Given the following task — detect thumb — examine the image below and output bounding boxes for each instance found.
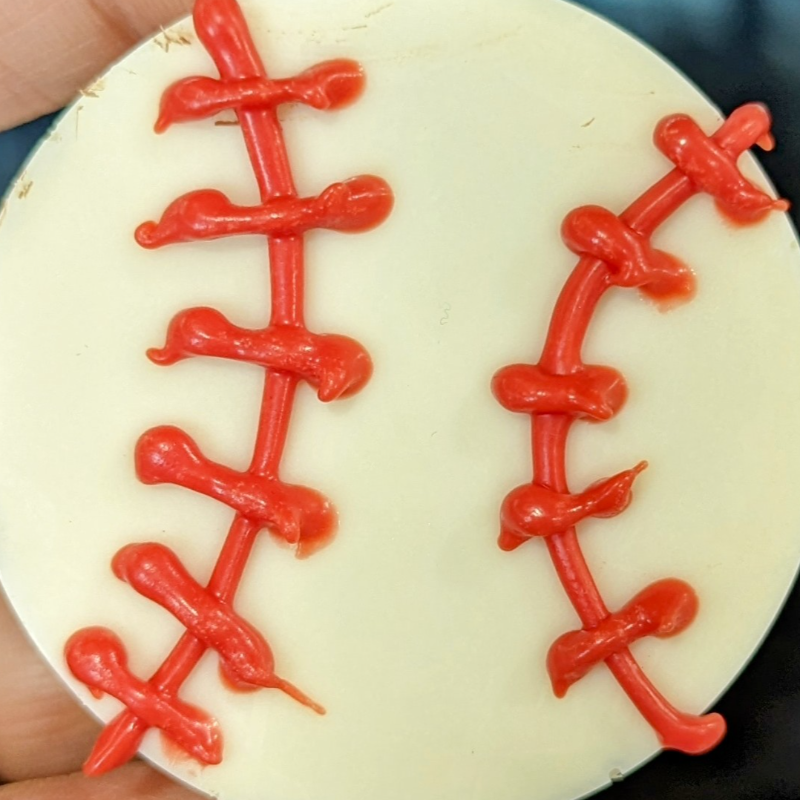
[0,0,193,131]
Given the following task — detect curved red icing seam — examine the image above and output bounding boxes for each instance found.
[498,103,786,754]
[67,0,392,774]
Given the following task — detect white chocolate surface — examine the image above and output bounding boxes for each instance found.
[1,1,800,799]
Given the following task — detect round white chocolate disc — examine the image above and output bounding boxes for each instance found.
[1,1,800,799]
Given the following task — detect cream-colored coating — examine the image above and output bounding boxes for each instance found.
[0,1,799,799]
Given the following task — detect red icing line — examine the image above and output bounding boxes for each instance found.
[493,103,787,755]
[66,0,392,774]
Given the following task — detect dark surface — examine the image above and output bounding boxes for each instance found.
[0,114,56,196]
[1,2,800,799]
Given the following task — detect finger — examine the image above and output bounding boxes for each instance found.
[0,590,99,782]
[0,0,193,130]
[0,762,200,799]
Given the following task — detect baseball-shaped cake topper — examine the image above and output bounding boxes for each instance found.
[0,1,799,800]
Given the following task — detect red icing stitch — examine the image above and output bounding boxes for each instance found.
[498,462,646,551]
[492,363,628,422]
[655,110,790,223]
[561,205,695,306]
[112,544,325,713]
[135,176,393,247]
[135,426,336,553]
[65,628,223,765]
[148,308,372,402]
[547,579,698,698]
[494,102,787,755]
[156,59,366,132]
[66,0,392,775]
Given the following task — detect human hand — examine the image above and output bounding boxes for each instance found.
[0,593,200,798]
[0,0,192,130]
[0,2,201,796]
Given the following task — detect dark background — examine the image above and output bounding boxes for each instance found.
[1,2,800,799]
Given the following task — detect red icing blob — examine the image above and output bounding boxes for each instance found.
[495,102,788,755]
[65,0,392,774]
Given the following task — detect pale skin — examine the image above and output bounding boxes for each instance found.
[0,1,206,796]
